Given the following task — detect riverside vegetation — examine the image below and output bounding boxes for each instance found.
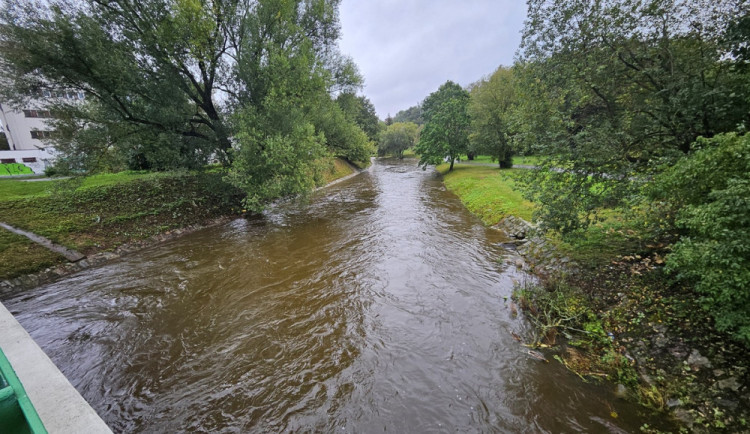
[393,2,750,430]
[0,0,374,281]
[0,158,357,282]
[1,0,748,430]
[435,159,750,432]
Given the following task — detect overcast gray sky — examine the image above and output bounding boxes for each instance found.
[338,1,527,119]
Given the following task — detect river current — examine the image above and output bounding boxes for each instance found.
[3,159,671,432]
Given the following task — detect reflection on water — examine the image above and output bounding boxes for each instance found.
[4,159,673,432]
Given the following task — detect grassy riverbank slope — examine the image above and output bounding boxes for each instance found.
[437,163,750,432]
[0,158,359,281]
[0,171,245,280]
[437,164,533,223]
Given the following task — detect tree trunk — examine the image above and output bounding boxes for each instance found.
[449,157,455,171]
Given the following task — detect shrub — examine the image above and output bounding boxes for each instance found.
[649,132,750,344]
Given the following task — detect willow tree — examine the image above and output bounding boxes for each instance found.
[0,0,368,174]
[0,0,249,168]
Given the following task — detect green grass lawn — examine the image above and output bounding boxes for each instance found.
[0,171,164,202]
[512,155,542,166]
[402,149,418,158]
[436,154,542,166]
[437,164,534,224]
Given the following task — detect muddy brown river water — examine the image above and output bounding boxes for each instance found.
[3,159,675,432]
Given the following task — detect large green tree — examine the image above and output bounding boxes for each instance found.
[227,0,370,209]
[0,0,245,168]
[1,0,369,208]
[415,81,470,171]
[0,0,365,166]
[517,0,749,233]
[468,66,517,168]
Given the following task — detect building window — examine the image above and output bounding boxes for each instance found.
[1,158,16,164]
[23,110,52,118]
[30,130,53,139]
[22,157,37,163]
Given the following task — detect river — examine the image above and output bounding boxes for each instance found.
[3,158,672,432]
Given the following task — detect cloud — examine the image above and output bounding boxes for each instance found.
[339,1,526,118]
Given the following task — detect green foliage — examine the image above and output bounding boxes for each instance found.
[649,133,750,343]
[468,66,517,168]
[514,281,598,345]
[415,81,470,171]
[378,122,419,158]
[393,104,424,125]
[308,100,374,163]
[227,96,329,212]
[0,0,364,205]
[0,0,235,165]
[512,155,541,166]
[516,0,749,233]
[336,92,382,142]
[226,0,369,200]
[521,167,630,234]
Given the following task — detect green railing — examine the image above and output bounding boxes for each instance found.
[0,348,47,433]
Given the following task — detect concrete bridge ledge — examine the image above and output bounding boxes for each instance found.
[0,301,112,433]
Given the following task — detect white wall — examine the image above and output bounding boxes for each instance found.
[0,90,84,152]
[0,103,53,151]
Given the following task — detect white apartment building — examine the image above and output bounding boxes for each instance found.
[0,90,85,174]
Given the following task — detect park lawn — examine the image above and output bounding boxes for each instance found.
[402,149,418,158]
[0,171,165,202]
[437,164,534,224]
[446,154,542,166]
[512,155,542,166]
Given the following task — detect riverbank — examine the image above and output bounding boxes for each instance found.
[0,157,362,291]
[437,163,750,432]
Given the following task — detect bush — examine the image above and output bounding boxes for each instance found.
[649,132,750,344]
